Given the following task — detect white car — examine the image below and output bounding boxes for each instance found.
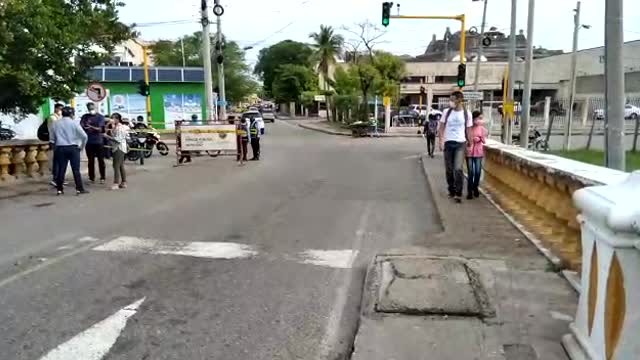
[594,104,640,120]
[409,104,428,118]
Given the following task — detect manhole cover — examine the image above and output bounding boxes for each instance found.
[375,258,491,317]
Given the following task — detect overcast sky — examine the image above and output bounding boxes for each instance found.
[119,0,640,67]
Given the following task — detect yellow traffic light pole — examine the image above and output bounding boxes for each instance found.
[133,39,153,125]
[390,14,467,67]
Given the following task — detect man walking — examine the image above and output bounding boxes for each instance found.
[47,103,64,186]
[80,102,106,184]
[423,104,441,158]
[51,107,89,196]
[249,114,265,161]
[438,91,472,203]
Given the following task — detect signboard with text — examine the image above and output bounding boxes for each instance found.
[463,91,484,101]
[179,124,237,151]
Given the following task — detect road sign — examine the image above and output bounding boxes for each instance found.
[504,102,515,116]
[463,91,484,101]
[383,96,391,107]
[86,82,107,102]
[314,95,326,102]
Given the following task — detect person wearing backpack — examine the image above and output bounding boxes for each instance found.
[41,103,64,187]
[423,104,442,158]
[438,91,472,203]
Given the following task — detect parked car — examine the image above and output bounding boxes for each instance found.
[529,100,567,117]
[593,104,640,120]
[408,104,428,118]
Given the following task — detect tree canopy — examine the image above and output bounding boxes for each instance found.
[271,64,318,103]
[0,0,133,114]
[150,32,257,103]
[253,40,314,97]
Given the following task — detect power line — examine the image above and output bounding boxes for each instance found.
[134,19,198,28]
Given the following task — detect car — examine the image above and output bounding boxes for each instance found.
[593,104,640,120]
[408,104,428,118]
[529,100,566,117]
[260,108,276,123]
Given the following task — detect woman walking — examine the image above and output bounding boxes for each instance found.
[106,113,129,190]
[466,111,488,199]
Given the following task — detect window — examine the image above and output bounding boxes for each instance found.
[434,76,457,84]
[599,55,605,64]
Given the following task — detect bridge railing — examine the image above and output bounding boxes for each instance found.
[562,171,640,359]
[480,140,628,270]
[0,140,49,184]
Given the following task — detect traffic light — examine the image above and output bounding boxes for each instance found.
[137,80,150,96]
[382,2,392,27]
[457,63,466,88]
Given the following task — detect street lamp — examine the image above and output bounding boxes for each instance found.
[242,46,253,51]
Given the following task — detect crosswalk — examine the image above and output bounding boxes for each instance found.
[31,235,361,360]
[92,235,358,269]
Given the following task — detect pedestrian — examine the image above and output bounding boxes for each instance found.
[50,106,89,196]
[80,102,106,184]
[105,113,129,190]
[466,111,488,200]
[47,103,64,186]
[438,91,472,203]
[178,115,196,164]
[133,115,148,130]
[249,113,265,161]
[236,116,250,165]
[424,104,441,158]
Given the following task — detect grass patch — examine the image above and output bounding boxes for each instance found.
[551,149,640,171]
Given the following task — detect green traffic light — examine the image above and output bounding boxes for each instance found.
[457,80,465,87]
[382,18,389,26]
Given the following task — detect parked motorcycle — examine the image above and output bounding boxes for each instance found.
[0,122,16,141]
[141,130,169,158]
[126,132,146,162]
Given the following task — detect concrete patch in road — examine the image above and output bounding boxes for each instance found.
[375,257,484,316]
[40,297,145,360]
[298,249,358,269]
[93,236,258,260]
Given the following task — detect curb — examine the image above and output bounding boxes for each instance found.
[297,123,350,136]
[419,154,565,271]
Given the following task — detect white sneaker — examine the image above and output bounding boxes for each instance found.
[110,184,120,190]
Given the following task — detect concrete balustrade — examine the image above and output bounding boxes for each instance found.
[480,140,628,271]
[0,141,49,184]
[562,171,640,360]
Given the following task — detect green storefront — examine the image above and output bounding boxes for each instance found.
[41,66,207,129]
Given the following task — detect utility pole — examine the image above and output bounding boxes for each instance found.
[214,0,227,121]
[520,0,535,148]
[200,0,215,121]
[180,38,186,67]
[563,1,581,150]
[605,0,625,170]
[506,0,517,145]
[473,0,488,91]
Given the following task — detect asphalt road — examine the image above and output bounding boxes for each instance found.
[0,121,441,360]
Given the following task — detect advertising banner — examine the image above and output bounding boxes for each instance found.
[179,124,236,151]
[110,94,147,122]
[163,94,203,129]
[74,93,109,119]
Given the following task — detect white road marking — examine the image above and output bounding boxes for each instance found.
[316,204,371,360]
[298,249,359,269]
[93,236,258,259]
[40,298,145,360]
[77,236,99,243]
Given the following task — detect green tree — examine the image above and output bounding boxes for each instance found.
[271,64,318,104]
[150,32,257,103]
[253,40,313,97]
[0,0,133,114]
[309,25,343,121]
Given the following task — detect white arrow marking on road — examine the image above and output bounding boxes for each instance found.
[93,236,258,259]
[298,249,359,269]
[40,297,145,360]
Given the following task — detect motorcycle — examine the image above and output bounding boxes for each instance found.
[126,132,146,162]
[512,128,549,151]
[141,129,169,158]
[0,122,16,141]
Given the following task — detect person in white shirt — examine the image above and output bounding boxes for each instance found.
[249,114,265,161]
[104,113,129,190]
[438,91,473,202]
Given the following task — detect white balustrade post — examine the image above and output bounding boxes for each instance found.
[563,171,640,360]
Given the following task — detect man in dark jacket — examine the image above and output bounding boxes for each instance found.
[80,102,106,184]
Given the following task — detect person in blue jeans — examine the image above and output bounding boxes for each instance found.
[50,107,89,196]
[438,91,473,203]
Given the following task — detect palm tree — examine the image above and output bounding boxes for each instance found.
[309,25,344,121]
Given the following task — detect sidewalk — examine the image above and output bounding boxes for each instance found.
[351,153,577,360]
